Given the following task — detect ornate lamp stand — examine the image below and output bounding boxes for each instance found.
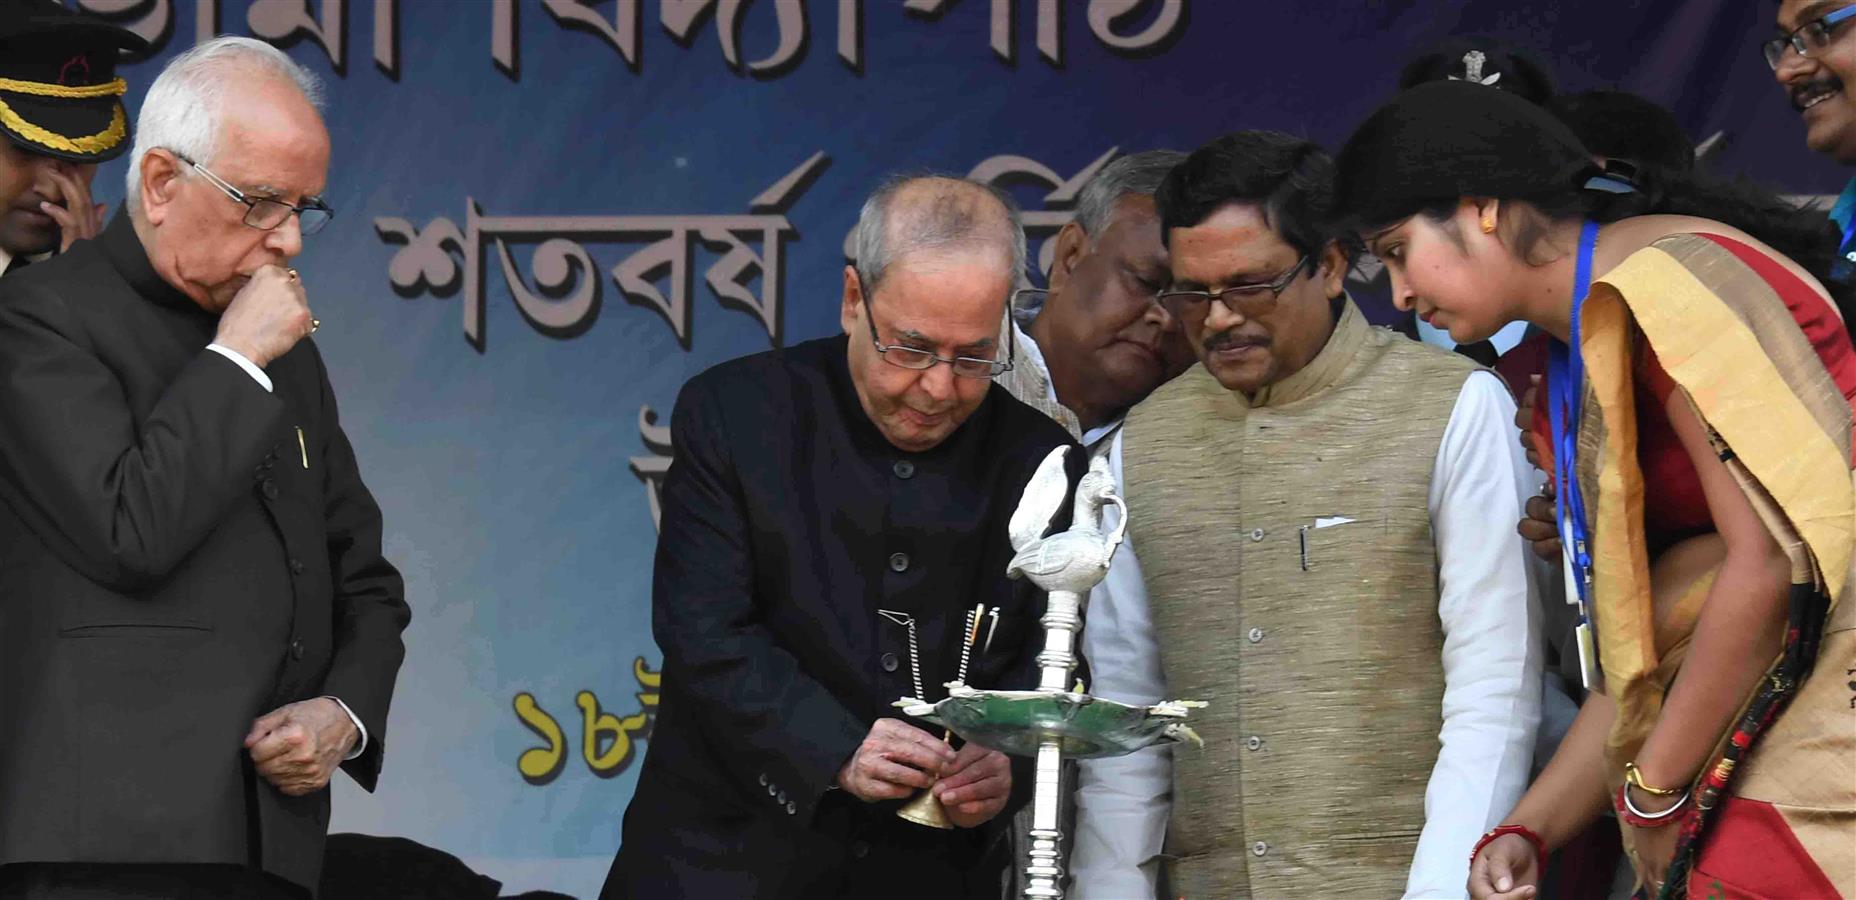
[896,446,1203,899]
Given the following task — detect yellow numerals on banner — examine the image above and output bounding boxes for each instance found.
[512,657,661,786]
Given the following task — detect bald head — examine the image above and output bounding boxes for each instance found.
[850,175,1025,301]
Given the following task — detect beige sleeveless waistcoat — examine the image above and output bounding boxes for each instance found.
[1120,300,1479,898]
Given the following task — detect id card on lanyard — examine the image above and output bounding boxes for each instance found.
[1548,220,1604,693]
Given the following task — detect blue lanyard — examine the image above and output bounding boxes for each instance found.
[1547,222,1600,639]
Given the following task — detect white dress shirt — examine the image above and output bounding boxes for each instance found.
[205,343,275,391]
[1072,370,1541,900]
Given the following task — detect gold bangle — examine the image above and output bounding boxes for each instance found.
[1624,762,1683,797]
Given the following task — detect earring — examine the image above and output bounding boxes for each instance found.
[1481,217,1497,234]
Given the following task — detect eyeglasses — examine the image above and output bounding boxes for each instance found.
[1764,4,1856,69]
[859,276,1014,379]
[1155,254,1312,321]
[174,152,333,235]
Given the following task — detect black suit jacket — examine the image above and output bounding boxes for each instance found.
[0,214,410,893]
[605,335,1079,900]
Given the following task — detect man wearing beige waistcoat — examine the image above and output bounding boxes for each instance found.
[1070,131,1541,899]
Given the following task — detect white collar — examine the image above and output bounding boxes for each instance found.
[1082,419,1122,449]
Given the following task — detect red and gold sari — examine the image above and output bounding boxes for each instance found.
[1569,233,1856,899]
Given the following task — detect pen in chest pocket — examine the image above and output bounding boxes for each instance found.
[295,426,309,469]
[1299,516,1358,571]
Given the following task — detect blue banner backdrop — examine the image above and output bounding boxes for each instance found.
[71,1,1840,895]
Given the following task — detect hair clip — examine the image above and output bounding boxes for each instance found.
[1581,160,1640,195]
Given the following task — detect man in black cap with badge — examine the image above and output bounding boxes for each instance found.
[0,0,147,277]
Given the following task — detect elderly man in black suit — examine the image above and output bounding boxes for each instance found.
[0,34,408,900]
[601,176,1080,899]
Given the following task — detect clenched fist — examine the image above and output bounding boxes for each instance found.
[245,697,357,797]
[1519,491,1561,561]
[836,718,956,803]
[213,264,313,367]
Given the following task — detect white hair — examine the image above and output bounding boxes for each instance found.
[125,36,325,206]
[1073,150,1186,237]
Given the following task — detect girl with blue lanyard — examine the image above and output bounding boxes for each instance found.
[1334,81,1856,900]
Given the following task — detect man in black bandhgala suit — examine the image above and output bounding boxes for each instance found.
[602,176,1080,899]
[0,34,408,900]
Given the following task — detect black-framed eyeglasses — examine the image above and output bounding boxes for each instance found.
[1764,4,1856,69]
[858,274,1014,379]
[1155,254,1312,321]
[174,152,333,235]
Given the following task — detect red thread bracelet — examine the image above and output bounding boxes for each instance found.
[1471,824,1547,876]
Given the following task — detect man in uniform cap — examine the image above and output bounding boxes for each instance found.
[0,0,148,276]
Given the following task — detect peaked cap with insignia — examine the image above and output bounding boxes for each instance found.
[0,0,151,163]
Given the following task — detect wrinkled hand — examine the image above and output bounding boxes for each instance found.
[1469,833,1540,900]
[933,740,1011,828]
[40,166,105,253]
[836,718,955,803]
[1629,820,1681,897]
[213,264,313,367]
[245,698,357,797]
